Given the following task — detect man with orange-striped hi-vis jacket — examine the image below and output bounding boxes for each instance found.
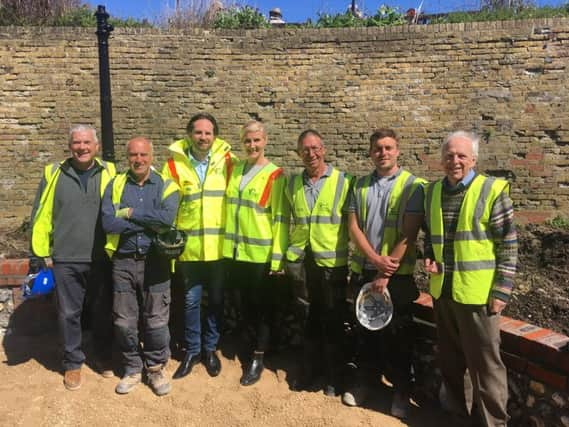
[162,113,237,381]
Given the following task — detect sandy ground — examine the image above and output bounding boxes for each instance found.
[0,327,448,427]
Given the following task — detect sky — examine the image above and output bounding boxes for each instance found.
[86,0,567,23]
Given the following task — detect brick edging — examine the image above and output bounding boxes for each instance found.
[0,258,28,287]
[413,292,569,391]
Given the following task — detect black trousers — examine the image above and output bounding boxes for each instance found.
[53,260,113,371]
[347,271,418,392]
[228,260,273,353]
[287,250,348,383]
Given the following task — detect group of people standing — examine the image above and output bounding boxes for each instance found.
[29,112,517,426]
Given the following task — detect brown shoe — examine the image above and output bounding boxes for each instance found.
[146,364,171,396]
[64,368,82,391]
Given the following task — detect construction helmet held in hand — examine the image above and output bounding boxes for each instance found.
[22,268,55,298]
[355,282,393,331]
[153,228,187,259]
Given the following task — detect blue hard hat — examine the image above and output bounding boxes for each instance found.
[22,268,55,298]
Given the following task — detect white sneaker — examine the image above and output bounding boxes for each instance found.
[390,391,410,419]
[342,386,367,407]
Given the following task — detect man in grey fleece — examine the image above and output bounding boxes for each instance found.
[29,125,116,390]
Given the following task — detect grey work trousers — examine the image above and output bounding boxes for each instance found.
[434,297,509,427]
[112,254,171,375]
[53,261,113,371]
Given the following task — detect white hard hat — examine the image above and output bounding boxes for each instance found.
[355,282,393,330]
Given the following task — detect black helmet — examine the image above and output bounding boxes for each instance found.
[153,228,187,259]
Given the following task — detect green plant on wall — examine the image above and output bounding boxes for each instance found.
[316,11,365,28]
[213,5,268,29]
[367,5,406,26]
[315,4,405,28]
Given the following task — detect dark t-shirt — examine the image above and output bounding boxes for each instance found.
[72,164,96,192]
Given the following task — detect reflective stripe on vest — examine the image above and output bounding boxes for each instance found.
[31,158,116,257]
[426,174,509,304]
[351,170,426,274]
[286,168,351,267]
[105,172,178,257]
[222,161,287,271]
[162,138,234,261]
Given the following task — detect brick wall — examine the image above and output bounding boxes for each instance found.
[1,19,568,229]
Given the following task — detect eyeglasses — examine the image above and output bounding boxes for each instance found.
[299,146,323,156]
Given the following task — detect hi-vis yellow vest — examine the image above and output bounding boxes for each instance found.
[286,168,351,268]
[425,174,509,304]
[162,138,236,261]
[105,171,179,258]
[223,161,288,271]
[31,158,116,257]
[351,170,426,274]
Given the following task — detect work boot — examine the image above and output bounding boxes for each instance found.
[115,372,142,394]
[146,364,171,396]
[240,352,264,386]
[63,368,82,391]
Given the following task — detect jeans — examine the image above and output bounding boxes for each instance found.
[53,260,113,371]
[112,254,171,375]
[177,260,225,356]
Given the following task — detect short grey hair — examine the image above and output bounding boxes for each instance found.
[442,131,479,159]
[68,124,98,144]
[126,136,154,154]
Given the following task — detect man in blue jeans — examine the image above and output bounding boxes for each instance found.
[162,113,237,379]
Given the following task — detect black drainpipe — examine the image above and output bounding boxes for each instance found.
[95,5,115,162]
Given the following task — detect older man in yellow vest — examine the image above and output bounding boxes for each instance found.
[285,129,352,397]
[423,131,517,426]
[29,125,116,391]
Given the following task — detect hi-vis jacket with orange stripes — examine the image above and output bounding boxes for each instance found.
[162,138,237,261]
[222,161,289,272]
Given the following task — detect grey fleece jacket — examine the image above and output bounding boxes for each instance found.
[30,158,109,263]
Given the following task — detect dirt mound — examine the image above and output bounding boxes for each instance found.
[507,224,569,335]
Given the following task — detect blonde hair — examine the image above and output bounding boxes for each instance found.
[240,120,266,142]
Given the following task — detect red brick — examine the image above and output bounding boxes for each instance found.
[501,331,521,354]
[526,362,567,391]
[501,351,527,373]
[0,259,29,276]
[413,303,435,323]
[415,292,433,307]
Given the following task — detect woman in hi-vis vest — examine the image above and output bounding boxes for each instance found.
[222,120,289,386]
